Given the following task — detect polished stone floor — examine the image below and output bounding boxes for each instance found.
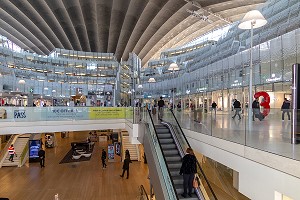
[0,132,150,200]
[159,109,300,161]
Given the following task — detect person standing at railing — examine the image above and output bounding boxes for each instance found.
[180,148,197,198]
[158,96,165,120]
[8,144,16,162]
[281,98,291,121]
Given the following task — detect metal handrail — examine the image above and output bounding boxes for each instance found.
[139,185,150,200]
[19,141,29,167]
[146,108,179,200]
[169,109,218,200]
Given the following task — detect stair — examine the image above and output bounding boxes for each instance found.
[2,134,30,167]
[122,135,139,161]
[155,124,198,200]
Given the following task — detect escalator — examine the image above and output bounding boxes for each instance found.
[143,108,217,200]
[155,124,198,200]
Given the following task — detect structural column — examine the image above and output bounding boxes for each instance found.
[292,63,300,144]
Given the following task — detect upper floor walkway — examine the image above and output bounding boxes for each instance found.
[1,106,300,163]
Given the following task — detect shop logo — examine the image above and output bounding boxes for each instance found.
[14,110,26,119]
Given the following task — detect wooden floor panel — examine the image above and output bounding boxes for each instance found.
[0,132,150,200]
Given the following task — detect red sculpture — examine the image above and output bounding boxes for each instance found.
[254,91,270,117]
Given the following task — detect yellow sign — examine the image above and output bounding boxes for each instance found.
[89,107,126,119]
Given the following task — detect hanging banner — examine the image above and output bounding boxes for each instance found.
[107,144,115,160]
[43,107,88,120]
[89,107,126,119]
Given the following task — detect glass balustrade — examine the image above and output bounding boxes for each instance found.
[0,106,131,122]
[159,107,300,161]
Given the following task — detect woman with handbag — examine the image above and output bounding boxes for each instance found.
[179,148,197,198]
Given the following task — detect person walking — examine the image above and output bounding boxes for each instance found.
[120,155,130,179]
[281,98,291,121]
[158,96,165,119]
[38,148,45,168]
[8,144,16,162]
[252,98,260,121]
[232,99,241,120]
[101,149,107,169]
[179,148,197,198]
[125,149,130,161]
[211,101,217,119]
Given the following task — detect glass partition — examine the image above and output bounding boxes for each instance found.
[166,107,300,161]
[0,107,129,123]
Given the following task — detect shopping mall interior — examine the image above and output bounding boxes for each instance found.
[0,0,300,199]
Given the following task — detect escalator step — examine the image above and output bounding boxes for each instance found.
[156,129,170,134]
[159,138,174,143]
[157,134,172,139]
[161,144,176,149]
[165,156,181,162]
[167,162,182,169]
[163,149,179,156]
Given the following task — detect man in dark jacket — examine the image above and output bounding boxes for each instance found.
[281,98,291,121]
[120,155,130,179]
[232,99,241,120]
[252,98,260,121]
[38,148,45,168]
[101,149,107,169]
[180,148,197,198]
[158,96,165,119]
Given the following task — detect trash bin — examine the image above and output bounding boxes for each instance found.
[194,109,202,122]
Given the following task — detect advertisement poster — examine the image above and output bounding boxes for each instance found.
[115,142,121,156]
[43,107,88,121]
[89,107,126,119]
[107,144,114,160]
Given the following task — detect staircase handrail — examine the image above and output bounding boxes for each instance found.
[19,140,29,167]
[0,134,18,168]
[139,185,150,200]
[146,108,179,200]
[169,109,218,200]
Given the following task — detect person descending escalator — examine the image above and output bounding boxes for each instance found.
[180,148,197,198]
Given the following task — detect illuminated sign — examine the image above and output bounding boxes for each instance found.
[231,83,242,87]
[196,87,207,93]
[266,74,282,82]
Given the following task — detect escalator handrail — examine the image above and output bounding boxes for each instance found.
[161,121,205,200]
[139,185,150,200]
[169,109,218,200]
[146,108,179,200]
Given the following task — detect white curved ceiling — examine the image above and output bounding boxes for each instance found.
[0,0,266,66]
